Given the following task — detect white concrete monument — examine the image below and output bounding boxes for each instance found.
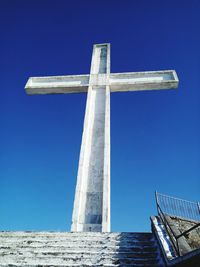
[25,43,178,232]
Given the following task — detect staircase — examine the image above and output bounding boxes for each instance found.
[0,231,164,266]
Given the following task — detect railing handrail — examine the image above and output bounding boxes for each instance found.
[157,192,198,205]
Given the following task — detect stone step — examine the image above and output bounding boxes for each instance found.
[0,237,154,245]
[0,246,158,254]
[0,256,161,265]
[0,240,156,248]
[0,250,158,257]
[0,231,154,240]
[0,246,159,254]
[0,233,156,244]
[0,263,164,267]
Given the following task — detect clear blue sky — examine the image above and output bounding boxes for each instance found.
[0,0,200,232]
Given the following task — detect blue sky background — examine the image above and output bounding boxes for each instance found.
[0,0,200,232]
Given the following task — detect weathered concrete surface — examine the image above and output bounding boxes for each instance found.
[151,216,176,260]
[165,215,192,256]
[25,71,178,94]
[25,43,179,232]
[170,216,200,250]
[0,231,164,266]
[71,44,110,232]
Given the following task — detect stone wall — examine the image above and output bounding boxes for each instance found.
[170,216,200,250]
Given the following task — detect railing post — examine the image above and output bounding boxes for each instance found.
[155,190,159,214]
[176,239,180,257]
[197,202,200,217]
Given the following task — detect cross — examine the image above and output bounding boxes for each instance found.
[25,43,179,232]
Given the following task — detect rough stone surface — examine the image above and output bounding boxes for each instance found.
[170,216,200,250]
[0,231,164,266]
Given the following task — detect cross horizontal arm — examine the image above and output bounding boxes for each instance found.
[109,70,178,92]
[25,74,90,95]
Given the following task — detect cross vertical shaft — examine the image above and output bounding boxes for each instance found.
[71,44,111,232]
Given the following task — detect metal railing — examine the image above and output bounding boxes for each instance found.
[155,191,200,256]
[156,192,200,222]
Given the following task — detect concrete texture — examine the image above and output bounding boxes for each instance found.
[170,217,200,251]
[0,231,164,266]
[71,44,111,232]
[25,71,178,95]
[25,43,179,232]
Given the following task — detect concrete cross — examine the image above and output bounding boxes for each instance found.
[25,43,179,232]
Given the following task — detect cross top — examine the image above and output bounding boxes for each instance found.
[25,43,178,232]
